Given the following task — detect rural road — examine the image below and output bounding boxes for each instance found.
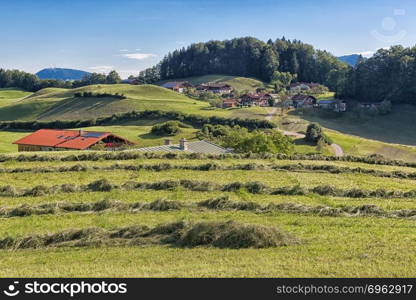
[265,107,344,156]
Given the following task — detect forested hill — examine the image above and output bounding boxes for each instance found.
[337,54,362,67]
[139,37,350,92]
[341,46,416,104]
[36,68,90,81]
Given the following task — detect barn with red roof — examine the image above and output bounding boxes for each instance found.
[13,129,135,152]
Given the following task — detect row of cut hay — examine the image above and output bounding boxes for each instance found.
[2,196,416,219]
[1,179,416,199]
[2,152,416,168]
[0,221,298,250]
[2,162,416,180]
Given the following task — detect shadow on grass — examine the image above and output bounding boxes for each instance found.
[287,105,416,146]
[38,96,132,120]
[293,138,315,146]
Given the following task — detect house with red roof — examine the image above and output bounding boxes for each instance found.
[13,129,135,152]
[240,93,273,107]
[161,81,192,93]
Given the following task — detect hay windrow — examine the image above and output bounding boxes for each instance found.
[0,197,415,220]
[2,151,416,169]
[0,221,298,250]
[1,162,415,181]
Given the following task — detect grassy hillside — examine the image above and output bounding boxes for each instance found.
[157,74,265,92]
[293,104,416,146]
[0,88,32,108]
[272,105,416,162]
[0,85,265,121]
[0,152,415,277]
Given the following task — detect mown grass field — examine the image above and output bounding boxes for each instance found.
[156,74,265,92]
[0,85,265,122]
[273,107,416,162]
[0,152,415,277]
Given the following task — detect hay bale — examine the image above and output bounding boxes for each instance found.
[178,221,298,249]
[198,196,260,211]
[198,196,232,209]
[60,184,79,193]
[0,185,19,197]
[143,198,182,211]
[87,179,113,192]
[24,185,50,197]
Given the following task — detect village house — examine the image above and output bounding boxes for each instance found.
[196,83,233,95]
[161,81,191,93]
[121,78,142,85]
[240,93,273,107]
[318,99,347,112]
[136,138,232,154]
[290,94,317,108]
[13,129,135,152]
[222,98,239,108]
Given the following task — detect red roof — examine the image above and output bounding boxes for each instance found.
[13,129,132,150]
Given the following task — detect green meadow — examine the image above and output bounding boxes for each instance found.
[0,153,415,277]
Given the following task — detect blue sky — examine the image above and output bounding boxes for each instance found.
[1,0,415,78]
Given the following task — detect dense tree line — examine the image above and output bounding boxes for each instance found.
[0,69,122,92]
[137,37,350,92]
[341,45,416,104]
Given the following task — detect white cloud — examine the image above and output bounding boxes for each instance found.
[120,53,157,60]
[88,65,114,73]
[119,49,129,52]
[118,69,141,78]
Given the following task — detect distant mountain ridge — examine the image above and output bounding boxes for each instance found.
[36,68,90,81]
[337,54,361,67]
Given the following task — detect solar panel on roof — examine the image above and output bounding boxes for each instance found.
[83,132,104,138]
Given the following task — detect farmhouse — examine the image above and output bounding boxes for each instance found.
[136,138,231,154]
[161,81,191,93]
[13,129,135,152]
[196,83,233,95]
[222,98,239,108]
[318,99,347,112]
[121,78,142,85]
[291,94,317,108]
[240,93,273,107]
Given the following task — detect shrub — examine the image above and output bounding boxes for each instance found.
[151,121,182,136]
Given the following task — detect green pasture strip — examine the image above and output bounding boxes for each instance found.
[0,211,414,277]
[1,161,415,183]
[2,151,415,169]
[1,157,415,173]
[2,169,416,191]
